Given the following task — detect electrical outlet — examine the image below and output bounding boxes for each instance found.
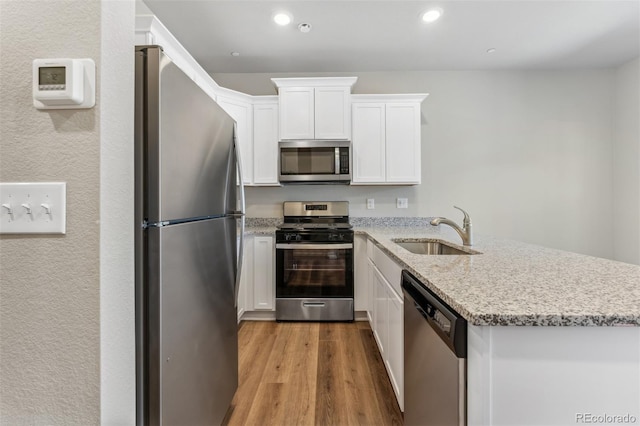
[397,198,408,209]
[366,198,375,209]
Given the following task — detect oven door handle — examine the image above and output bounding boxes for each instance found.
[275,243,353,250]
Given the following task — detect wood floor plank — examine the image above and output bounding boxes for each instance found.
[223,321,277,426]
[315,339,349,425]
[359,329,404,426]
[339,325,388,426]
[280,323,319,426]
[243,382,287,426]
[261,322,299,383]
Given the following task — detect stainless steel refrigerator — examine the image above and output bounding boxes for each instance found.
[134,46,244,425]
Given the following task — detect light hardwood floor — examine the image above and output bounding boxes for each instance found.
[223,321,403,426]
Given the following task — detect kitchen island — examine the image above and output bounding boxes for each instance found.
[360,224,640,426]
[360,225,640,327]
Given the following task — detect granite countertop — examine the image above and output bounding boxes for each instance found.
[244,217,640,327]
[244,218,278,235]
[362,226,640,327]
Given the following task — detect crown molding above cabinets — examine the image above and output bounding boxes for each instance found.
[271,77,358,89]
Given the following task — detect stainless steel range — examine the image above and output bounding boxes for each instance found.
[275,201,354,321]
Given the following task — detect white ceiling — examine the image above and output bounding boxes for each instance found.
[141,0,640,73]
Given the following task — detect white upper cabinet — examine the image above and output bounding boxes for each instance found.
[351,94,427,185]
[217,91,254,185]
[272,77,357,140]
[277,87,315,139]
[386,103,422,183]
[352,102,386,183]
[314,86,352,139]
[252,97,279,185]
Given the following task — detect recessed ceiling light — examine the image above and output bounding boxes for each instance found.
[422,8,442,23]
[230,52,240,57]
[486,48,496,54]
[273,12,292,26]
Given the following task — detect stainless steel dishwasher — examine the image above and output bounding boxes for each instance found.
[402,270,467,426]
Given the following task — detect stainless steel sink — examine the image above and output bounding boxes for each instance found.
[392,239,479,255]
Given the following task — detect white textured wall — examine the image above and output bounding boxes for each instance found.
[216,70,616,259]
[0,1,101,424]
[613,58,640,265]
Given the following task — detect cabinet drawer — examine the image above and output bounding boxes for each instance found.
[372,244,402,296]
[366,238,375,259]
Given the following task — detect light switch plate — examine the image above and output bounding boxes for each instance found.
[397,198,408,209]
[0,182,66,234]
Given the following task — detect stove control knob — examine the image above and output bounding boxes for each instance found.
[284,233,295,241]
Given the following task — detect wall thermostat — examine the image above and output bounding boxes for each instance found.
[32,58,95,110]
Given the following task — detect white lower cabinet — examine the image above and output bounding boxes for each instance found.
[354,235,370,313]
[372,265,388,358]
[386,286,404,408]
[237,236,253,321]
[367,239,404,411]
[238,235,275,320]
[252,236,275,310]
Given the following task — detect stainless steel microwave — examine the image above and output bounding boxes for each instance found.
[279,140,351,184]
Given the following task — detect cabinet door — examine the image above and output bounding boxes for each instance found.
[372,265,388,358]
[385,103,421,184]
[367,259,374,324]
[314,86,351,140]
[252,236,274,310]
[279,87,314,140]
[351,103,386,183]
[238,236,254,319]
[386,284,404,411]
[354,235,369,312]
[217,96,253,185]
[252,102,279,185]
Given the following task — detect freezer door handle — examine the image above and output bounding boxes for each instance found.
[234,215,245,308]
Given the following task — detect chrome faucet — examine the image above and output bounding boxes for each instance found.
[430,206,473,246]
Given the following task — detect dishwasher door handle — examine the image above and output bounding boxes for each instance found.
[414,301,432,320]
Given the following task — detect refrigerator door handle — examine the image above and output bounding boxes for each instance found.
[234,123,246,214]
[234,215,245,308]
[233,126,246,308]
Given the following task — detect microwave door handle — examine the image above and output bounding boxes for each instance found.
[334,147,340,175]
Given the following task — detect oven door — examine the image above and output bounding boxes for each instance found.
[275,242,354,298]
